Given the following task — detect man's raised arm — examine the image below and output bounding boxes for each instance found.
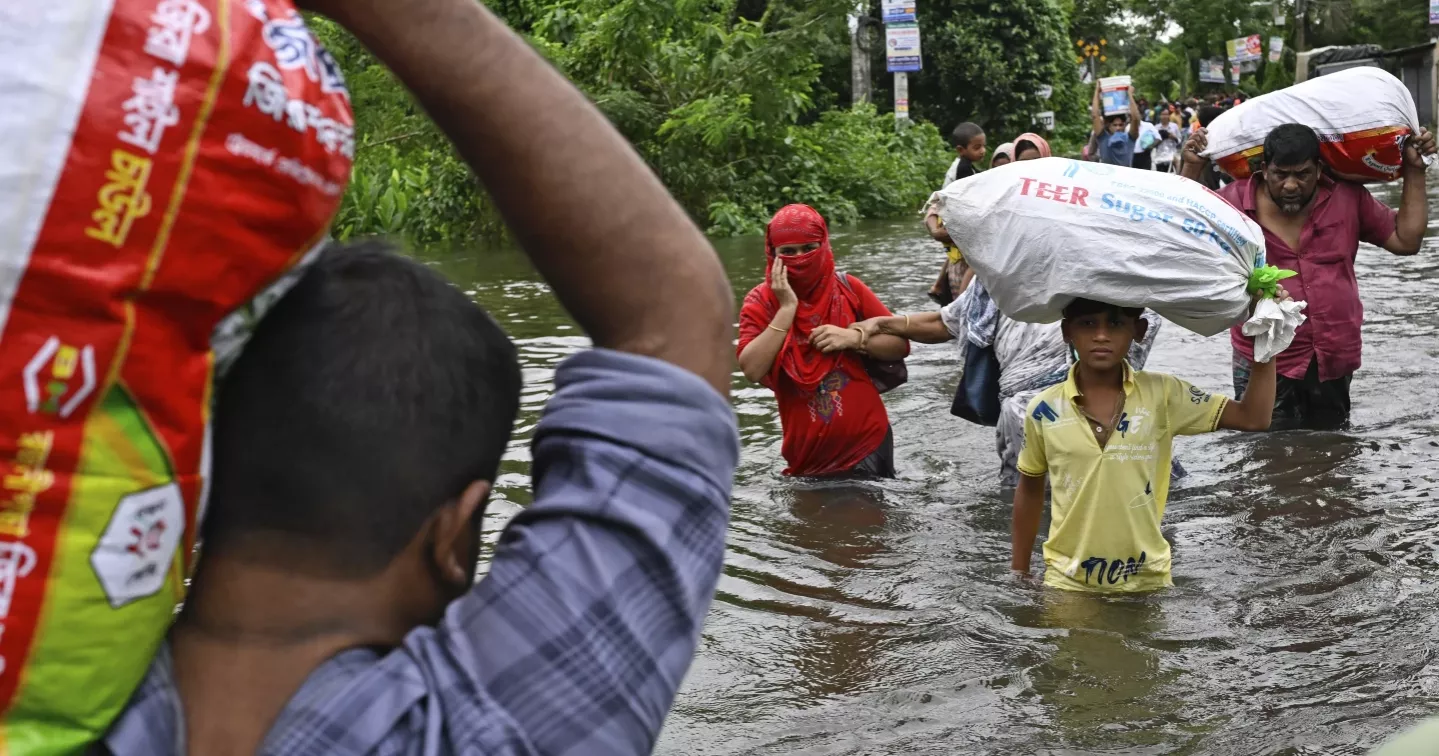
[305,0,734,395]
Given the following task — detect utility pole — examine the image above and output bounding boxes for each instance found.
[1294,0,1307,52]
[850,4,874,105]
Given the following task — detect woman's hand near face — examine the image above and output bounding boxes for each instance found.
[770,256,799,310]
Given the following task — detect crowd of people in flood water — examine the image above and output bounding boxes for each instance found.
[731,79,1437,752]
[739,80,1434,584]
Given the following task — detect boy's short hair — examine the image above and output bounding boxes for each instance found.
[1263,123,1321,168]
[951,121,984,148]
[1062,298,1144,321]
[202,241,523,577]
[1106,114,1127,126]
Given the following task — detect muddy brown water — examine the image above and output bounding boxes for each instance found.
[427,180,1439,755]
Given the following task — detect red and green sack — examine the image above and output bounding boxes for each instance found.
[0,0,351,750]
[1204,67,1420,183]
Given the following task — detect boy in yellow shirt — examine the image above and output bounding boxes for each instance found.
[1012,293,1286,592]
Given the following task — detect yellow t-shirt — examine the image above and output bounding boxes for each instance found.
[1017,364,1228,593]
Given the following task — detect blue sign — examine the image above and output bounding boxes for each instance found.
[882,0,917,24]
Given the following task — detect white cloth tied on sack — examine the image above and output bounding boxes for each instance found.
[1242,297,1308,364]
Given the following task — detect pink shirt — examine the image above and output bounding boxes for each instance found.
[1220,175,1397,381]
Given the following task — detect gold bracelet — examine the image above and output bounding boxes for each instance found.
[850,325,868,349]
[903,314,911,332]
[767,324,788,334]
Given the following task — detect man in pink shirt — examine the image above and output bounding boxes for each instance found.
[1182,123,1436,429]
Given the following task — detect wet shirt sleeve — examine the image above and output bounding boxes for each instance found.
[1354,184,1399,248]
[1164,375,1228,437]
[433,349,740,754]
[1016,397,1048,477]
[939,295,966,342]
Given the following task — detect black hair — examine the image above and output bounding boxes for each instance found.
[951,121,984,148]
[1196,105,1224,128]
[1062,298,1144,321]
[1106,114,1127,125]
[1015,139,1041,159]
[1262,123,1321,169]
[202,241,523,577]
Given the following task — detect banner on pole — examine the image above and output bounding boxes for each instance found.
[894,72,910,120]
[885,23,922,72]
[881,0,916,24]
[1198,59,1226,84]
[1268,36,1284,63]
[1227,35,1262,62]
[1431,0,1439,23]
[1244,34,1263,61]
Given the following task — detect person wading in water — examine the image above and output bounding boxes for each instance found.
[738,204,910,478]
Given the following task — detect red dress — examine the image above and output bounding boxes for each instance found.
[739,273,897,476]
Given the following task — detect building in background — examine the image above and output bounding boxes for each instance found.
[1296,42,1437,125]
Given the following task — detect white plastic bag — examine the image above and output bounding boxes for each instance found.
[1203,67,1421,182]
[1137,120,1161,151]
[1242,297,1308,364]
[932,158,1267,336]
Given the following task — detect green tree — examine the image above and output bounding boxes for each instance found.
[309,16,504,244]
[314,0,952,242]
[1129,46,1187,100]
[1305,0,1430,49]
[1125,0,1271,92]
[884,0,1083,143]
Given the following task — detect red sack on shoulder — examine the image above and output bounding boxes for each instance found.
[0,0,351,749]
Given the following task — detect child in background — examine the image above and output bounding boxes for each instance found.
[990,142,1016,169]
[944,122,987,185]
[1011,292,1287,592]
[929,121,988,304]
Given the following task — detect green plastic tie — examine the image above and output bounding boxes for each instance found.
[1247,265,1297,298]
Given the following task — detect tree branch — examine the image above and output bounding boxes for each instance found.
[360,131,426,151]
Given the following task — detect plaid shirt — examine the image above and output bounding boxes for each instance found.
[98,349,739,756]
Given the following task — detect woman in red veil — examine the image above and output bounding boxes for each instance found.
[737,205,910,478]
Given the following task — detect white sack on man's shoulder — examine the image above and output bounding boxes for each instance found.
[1243,297,1308,364]
[1203,68,1424,183]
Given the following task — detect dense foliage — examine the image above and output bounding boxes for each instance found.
[875,0,1087,140]
[309,19,504,243]
[314,0,1429,244]
[313,1,952,243]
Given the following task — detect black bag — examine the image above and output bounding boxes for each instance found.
[928,258,955,307]
[950,340,1002,426]
[836,273,908,394]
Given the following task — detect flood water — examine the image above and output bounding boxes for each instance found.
[423,181,1439,755]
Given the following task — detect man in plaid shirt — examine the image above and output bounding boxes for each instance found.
[97,0,739,753]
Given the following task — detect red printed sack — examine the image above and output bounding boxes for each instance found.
[1205,67,1419,183]
[0,0,351,750]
